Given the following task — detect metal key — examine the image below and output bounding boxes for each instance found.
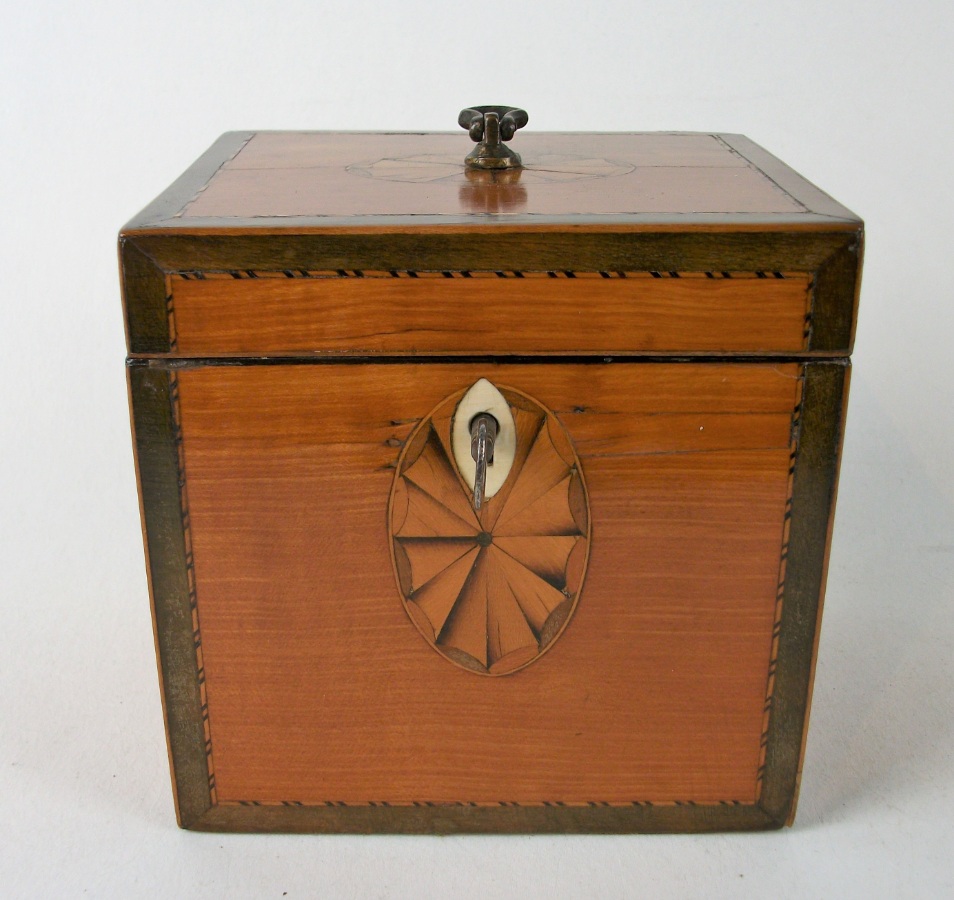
[469,413,498,510]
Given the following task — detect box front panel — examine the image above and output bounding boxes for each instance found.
[169,362,800,809]
[167,271,813,357]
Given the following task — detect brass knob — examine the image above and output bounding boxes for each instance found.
[458,105,528,170]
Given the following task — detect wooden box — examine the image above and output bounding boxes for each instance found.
[121,125,862,833]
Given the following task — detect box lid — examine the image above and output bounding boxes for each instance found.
[120,130,862,358]
[125,131,861,230]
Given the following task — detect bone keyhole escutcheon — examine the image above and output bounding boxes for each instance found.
[451,379,517,509]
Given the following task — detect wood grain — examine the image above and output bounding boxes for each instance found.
[224,132,754,171]
[173,362,799,805]
[169,272,812,356]
[123,132,861,233]
[178,132,805,220]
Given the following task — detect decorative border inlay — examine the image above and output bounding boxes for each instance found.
[169,371,217,804]
[756,368,805,799]
[164,274,178,353]
[172,268,801,280]
[804,276,816,346]
[217,798,753,809]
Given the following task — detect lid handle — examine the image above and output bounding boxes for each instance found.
[458,105,528,170]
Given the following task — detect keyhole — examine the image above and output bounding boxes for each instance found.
[451,379,517,506]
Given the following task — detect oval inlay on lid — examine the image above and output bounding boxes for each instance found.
[387,383,590,676]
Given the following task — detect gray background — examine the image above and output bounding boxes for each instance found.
[2,1,951,896]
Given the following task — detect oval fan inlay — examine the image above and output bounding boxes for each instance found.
[387,384,591,676]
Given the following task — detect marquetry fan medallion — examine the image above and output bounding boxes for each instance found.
[388,385,590,676]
